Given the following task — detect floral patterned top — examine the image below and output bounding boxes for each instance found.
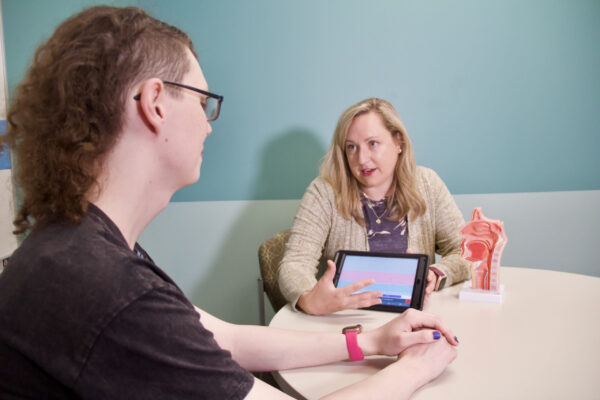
[360,193,408,253]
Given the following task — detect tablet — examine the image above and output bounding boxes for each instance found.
[333,250,430,313]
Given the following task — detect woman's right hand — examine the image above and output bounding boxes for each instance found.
[296,260,382,315]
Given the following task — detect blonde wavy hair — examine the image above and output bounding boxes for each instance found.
[320,98,426,225]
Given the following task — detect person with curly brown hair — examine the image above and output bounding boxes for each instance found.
[0,5,458,399]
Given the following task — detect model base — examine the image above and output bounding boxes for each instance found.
[459,281,504,303]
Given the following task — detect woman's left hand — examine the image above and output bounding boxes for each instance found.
[425,270,436,295]
[407,247,436,296]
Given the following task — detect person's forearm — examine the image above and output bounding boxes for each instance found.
[278,265,316,311]
[198,307,355,371]
[227,325,349,371]
[227,322,386,372]
[320,360,425,400]
[278,179,333,305]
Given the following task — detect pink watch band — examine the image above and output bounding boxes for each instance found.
[343,328,364,361]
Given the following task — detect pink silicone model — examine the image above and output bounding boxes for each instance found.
[460,208,507,291]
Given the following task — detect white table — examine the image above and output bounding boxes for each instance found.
[269,267,600,399]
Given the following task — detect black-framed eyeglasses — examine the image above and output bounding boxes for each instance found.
[133,81,224,122]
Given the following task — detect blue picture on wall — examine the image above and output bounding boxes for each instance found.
[0,120,10,170]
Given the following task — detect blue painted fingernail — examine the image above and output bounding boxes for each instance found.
[433,331,441,340]
[454,336,459,343]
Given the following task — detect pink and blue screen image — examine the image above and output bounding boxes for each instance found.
[337,255,418,307]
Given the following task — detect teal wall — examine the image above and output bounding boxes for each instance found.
[3,1,599,324]
[4,0,600,202]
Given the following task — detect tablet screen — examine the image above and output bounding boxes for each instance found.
[336,254,419,307]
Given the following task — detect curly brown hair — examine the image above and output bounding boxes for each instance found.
[1,6,195,234]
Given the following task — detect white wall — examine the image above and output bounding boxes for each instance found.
[454,190,599,276]
[139,190,600,325]
[139,199,301,325]
[0,169,17,259]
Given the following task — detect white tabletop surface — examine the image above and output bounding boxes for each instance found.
[269,267,600,400]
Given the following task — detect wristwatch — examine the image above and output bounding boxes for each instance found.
[429,266,447,291]
[342,324,364,361]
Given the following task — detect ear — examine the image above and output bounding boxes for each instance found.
[136,78,167,133]
[393,133,403,154]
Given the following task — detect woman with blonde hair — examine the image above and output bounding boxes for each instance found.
[278,97,470,315]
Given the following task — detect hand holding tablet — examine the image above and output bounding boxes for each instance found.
[296,260,383,315]
[333,250,430,313]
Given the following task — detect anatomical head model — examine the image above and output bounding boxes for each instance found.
[460,208,507,291]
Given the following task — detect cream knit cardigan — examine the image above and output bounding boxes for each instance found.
[278,166,471,309]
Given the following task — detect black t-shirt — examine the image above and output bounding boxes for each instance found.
[0,204,254,399]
